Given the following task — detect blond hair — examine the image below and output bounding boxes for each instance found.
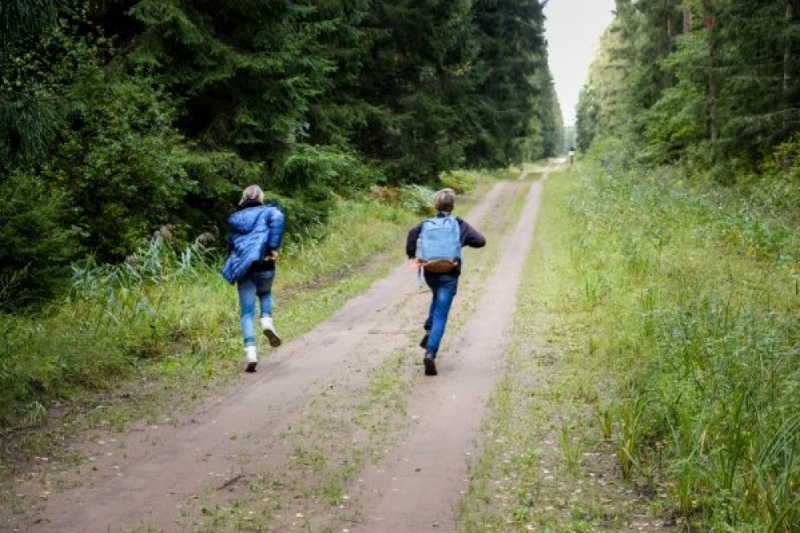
[239,185,265,206]
[433,188,455,213]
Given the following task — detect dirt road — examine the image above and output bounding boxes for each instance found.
[12,176,543,532]
[350,180,542,532]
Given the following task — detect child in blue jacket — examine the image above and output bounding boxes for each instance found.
[222,185,285,372]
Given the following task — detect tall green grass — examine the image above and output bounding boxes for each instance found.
[0,236,224,430]
[565,165,799,531]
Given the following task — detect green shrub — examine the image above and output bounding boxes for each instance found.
[398,184,436,214]
[735,134,800,225]
[0,234,219,428]
[0,172,81,310]
[51,73,194,260]
[439,170,477,194]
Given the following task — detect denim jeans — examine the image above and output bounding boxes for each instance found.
[422,273,459,356]
[237,269,276,347]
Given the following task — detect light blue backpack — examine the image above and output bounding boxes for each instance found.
[416,214,461,273]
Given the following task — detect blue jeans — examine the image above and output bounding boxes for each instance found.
[237,269,276,347]
[423,273,458,356]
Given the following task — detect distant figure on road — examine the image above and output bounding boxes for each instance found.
[568,146,576,166]
[221,185,286,372]
[406,188,486,376]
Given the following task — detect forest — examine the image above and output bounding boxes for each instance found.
[578,0,800,181]
[1,0,560,309]
[2,1,800,531]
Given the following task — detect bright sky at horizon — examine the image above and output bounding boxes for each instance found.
[544,1,616,127]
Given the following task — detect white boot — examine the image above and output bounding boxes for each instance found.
[244,346,258,373]
[260,316,282,347]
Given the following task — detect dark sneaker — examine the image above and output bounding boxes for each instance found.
[263,328,282,348]
[419,332,430,349]
[423,352,437,376]
[245,361,257,373]
[260,317,282,348]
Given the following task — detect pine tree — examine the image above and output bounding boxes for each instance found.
[0,0,62,166]
[340,0,479,182]
[466,0,547,167]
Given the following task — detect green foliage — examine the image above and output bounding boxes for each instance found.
[739,133,800,225]
[274,143,382,199]
[0,0,102,167]
[398,185,436,214]
[588,0,800,171]
[583,135,635,172]
[0,173,81,310]
[1,0,200,263]
[51,72,194,259]
[439,170,477,194]
[364,184,436,215]
[268,143,385,231]
[128,0,335,155]
[0,94,63,168]
[344,0,479,182]
[576,19,630,155]
[465,0,548,168]
[0,0,58,45]
[0,234,217,429]
[575,85,599,152]
[640,34,708,163]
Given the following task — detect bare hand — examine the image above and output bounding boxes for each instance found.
[268,250,279,260]
[408,258,422,268]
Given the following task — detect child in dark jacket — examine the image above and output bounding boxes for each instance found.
[222,185,285,372]
[406,188,486,375]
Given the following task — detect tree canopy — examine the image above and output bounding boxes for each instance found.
[1,0,560,308]
[578,0,800,174]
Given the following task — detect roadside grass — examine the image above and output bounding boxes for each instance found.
[460,168,653,532]
[570,165,799,531]
[462,162,799,531]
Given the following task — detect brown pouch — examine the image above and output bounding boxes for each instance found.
[422,259,457,274]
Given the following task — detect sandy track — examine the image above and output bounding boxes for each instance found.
[346,180,543,532]
[15,177,542,533]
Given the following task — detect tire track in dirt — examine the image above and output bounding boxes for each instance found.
[346,177,544,532]
[20,181,520,533]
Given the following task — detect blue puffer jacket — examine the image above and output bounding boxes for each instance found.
[221,202,285,284]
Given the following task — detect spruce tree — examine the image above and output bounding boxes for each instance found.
[466,0,547,167]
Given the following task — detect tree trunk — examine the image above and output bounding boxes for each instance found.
[784,0,796,131]
[683,1,692,34]
[665,0,673,53]
[702,0,717,142]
